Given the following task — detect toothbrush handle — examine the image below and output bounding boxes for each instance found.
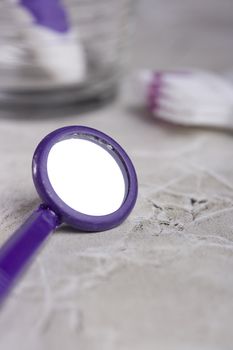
[0,205,60,304]
[19,0,69,33]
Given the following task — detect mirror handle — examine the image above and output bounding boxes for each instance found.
[0,205,60,304]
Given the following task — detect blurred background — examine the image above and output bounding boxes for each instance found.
[1,0,233,107]
[132,0,233,71]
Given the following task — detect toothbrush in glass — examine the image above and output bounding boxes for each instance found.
[15,0,86,84]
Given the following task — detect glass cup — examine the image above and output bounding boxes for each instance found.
[0,0,133,106]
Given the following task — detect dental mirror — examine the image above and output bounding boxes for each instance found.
[0,126,138,303]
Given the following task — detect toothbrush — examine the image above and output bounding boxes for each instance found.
[16,0,86,84]
[128,70,233,129]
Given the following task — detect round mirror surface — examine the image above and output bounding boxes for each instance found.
[47,138,126,216]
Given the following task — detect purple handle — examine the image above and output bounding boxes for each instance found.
[0,205,60,303]
[19,0,69,33]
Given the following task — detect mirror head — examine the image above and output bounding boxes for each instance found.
[32,126,138,231]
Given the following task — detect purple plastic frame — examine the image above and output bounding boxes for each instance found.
[33,125,138,232]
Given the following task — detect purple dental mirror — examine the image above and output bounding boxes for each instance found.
[0,126,137,304]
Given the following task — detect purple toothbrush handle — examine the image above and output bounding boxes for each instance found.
[0,205,60,303]
[19,0,69,33]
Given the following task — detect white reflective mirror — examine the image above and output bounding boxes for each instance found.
[47,138,126,216]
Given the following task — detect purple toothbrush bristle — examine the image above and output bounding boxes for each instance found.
[147,72,163,112]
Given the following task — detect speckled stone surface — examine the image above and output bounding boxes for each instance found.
[1,1,233,349]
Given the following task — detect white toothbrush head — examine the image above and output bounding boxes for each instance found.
[131,70,233,128]
[25,26,86,84]
[153,70,233,127]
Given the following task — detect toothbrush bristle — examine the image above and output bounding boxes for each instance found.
[148,70,233,128]
[148,72,163,111]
